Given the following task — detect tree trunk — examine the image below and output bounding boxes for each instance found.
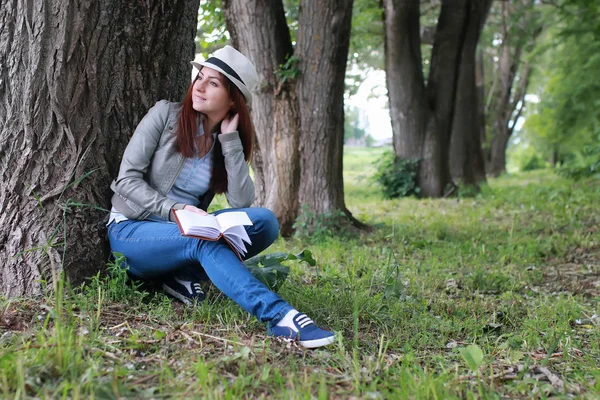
[224,0,363,232]
[384,1,428,166]
[474,49,488,182]
[487,0,540,176]
[488,4,517,177]
[384,0,468,197]
[222,0,300,235]
[296,0,356,216]
[488,55,533,176]
[489,127,510,175]
[0,0,200,297]
[449,0,492,186]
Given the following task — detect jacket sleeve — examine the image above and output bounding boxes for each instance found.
[218,131,255,208]
[110,100,185,220]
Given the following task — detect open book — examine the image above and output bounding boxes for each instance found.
[173,210,253,259]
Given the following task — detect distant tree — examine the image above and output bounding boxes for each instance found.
[0,0,200,296]
[484,0,543,176]
[344,106,369,144]
[383,0,469,197]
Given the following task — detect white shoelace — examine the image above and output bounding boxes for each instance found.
[295,314,314,329]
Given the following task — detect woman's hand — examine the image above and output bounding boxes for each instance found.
[220,113,239,134]
[183,205,208,216]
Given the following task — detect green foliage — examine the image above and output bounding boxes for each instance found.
[509,144,549,172]
[455,183,481,199]
[348,0,384,71]
[556,139,600,180]
[372,151,421,198]
[196,0,229,56]
[292,205,351,242]
[522,0,600,177]
[274,55,300,83]
[245,250,316,291]
[282,0,299,43]
[520,152,548,172]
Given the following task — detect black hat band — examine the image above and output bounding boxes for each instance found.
[204,57,245,85]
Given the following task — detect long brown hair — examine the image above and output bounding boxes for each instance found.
[175,70,254,194]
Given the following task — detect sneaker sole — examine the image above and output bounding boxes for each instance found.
[162,284,192,305]
[300,335,335,349]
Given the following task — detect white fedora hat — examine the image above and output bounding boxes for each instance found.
[191,46,258,105]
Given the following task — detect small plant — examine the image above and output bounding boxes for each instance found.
[292,205,350,241]
[246,250,316,291]
[467,269,514,293]
[456,183,481,198]
[81,253,149,304]
[372,151,421,198]
[458,344,484,372]
[275,55,300,83]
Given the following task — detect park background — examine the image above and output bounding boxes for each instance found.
[0,0,599,398]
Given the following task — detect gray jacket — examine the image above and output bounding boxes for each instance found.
[110,100,255,221]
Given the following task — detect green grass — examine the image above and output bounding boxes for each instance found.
[1,147,599,398]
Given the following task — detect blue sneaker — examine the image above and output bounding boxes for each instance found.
[268,313,335,348]
[161,276,206,305]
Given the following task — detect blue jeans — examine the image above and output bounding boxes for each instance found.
[107,207,293,324]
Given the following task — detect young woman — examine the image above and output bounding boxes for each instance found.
[106,46,334,349]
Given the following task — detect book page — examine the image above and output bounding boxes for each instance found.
[215,212,253,232]
[223,225,252,245]
[225,233,246,257]
[175,210,221,238]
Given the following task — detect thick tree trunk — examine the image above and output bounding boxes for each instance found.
[384,1,428,164]
[0,0,199,297]
[223,0,361,233]
[449,0,492,186]
[222,0,300,235]
[296,0,356,216]
[384,0,468,197]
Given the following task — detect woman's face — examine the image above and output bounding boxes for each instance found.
[192,67,233,120]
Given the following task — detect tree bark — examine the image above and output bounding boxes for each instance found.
[384,1,428,167]
[0,0,200,297]
[296,0,356,216]
[384,0,468,197]
[474,49,488,183]
[223,0,362,232]
[449,0,492,186]
[222,0,300,235]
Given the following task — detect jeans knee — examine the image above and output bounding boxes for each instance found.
[256,208,279,244]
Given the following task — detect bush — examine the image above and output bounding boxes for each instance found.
[372,151,421,198]
[293,205,351,241]
[520,152,548,172]
[509,144,549,172]
[556,143,600,180]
